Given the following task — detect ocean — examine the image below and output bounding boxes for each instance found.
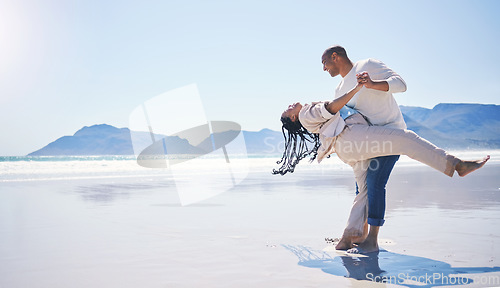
[1,151,500,287]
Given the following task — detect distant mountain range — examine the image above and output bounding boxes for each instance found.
[400,103,500,149]
[28,103,500,156]
[28,124,285,156]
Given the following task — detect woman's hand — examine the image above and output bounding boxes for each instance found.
[356,71,389,92]
[356,71,371,87]
[354,72,366,90]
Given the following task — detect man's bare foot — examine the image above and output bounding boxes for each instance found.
[335,236,354,250]
[455,155,490,177]
[348,237,379,254]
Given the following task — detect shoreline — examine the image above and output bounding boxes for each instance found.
[1,155,499,287]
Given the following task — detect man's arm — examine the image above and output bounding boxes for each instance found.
[361,59,407,93]
[361,76,389,91]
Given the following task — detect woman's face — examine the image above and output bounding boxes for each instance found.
[281,102,302,122]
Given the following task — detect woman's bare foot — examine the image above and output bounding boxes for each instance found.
[335,236,354,250]
[352,222,369,244]
[351,235,367,245]
[455,155,490,177]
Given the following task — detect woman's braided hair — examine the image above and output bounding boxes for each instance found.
[272,115,321,175]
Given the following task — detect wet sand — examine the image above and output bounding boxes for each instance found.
[1,155,499,287]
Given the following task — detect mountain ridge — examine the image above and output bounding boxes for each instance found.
[28,103,500,156]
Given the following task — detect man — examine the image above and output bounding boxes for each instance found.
[321,45,407,253]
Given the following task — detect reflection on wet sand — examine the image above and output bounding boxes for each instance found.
[73,181,173,203]
[284,245,500,287]
[386,165,500,211]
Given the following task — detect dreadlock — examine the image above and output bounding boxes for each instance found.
[272,116,321,175]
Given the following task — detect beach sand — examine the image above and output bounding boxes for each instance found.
[1,154,500,287]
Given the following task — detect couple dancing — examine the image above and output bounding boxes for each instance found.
[273,45,489,253]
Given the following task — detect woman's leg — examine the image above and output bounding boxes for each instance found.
[335,124,460,177]
[336,160,369,250]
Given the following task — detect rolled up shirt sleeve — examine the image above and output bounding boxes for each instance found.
[367,58,407,94]
[319,102,335,119]
[386,75,407,93]
[299,102,335,134]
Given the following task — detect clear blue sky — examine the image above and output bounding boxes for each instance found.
[1,0,499,156]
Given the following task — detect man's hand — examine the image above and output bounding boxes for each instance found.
[356,71,389,92]
[355,72,366,88]
[357,71,374,88]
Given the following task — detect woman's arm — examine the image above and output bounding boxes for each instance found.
[325,81,363,114]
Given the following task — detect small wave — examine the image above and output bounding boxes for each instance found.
[0,155,137,162]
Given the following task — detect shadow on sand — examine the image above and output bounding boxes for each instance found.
[283,245,500,287]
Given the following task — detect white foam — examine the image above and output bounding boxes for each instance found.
[1,150,498,182]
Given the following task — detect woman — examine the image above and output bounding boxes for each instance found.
[273,73,490,250]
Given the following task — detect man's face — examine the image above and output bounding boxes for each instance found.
[322,52,339,77]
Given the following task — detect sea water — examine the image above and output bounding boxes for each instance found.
[2,150,498,183]
[1,151,499,287]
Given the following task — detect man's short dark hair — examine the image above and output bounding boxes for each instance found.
[323,45,348,59]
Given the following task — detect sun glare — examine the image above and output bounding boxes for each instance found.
[0,1,36,103]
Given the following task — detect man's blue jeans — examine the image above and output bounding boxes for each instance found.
[356,155,400,227]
